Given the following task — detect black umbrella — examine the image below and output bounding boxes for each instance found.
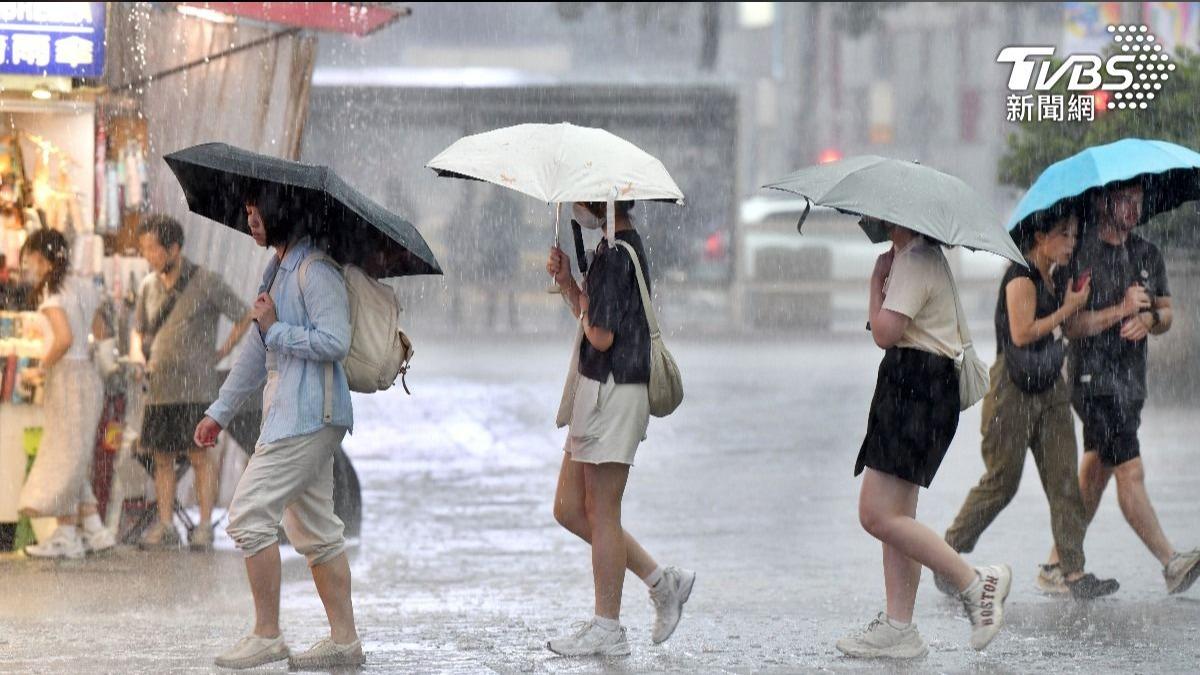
[163,143,442,278]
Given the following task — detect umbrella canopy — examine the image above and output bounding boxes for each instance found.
[765,156,1025,265]
[1006,138,1200,232]
[164,143,442,279]
[427,122,685,205]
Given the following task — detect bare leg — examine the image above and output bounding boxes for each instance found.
[882,541,922,624]
[245,544,282,639]
[1047,451,1111,566]
[310,553,359,644]
[153,451,177,527]
[582,462,632,621]
[860,469,976,595]
[1113,458,1176,566]
[553,454,659,580]
[188,448,215,528]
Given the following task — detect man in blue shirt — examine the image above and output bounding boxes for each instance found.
[194,188,364,670]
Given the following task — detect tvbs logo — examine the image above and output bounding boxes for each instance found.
[998,24,1171,113]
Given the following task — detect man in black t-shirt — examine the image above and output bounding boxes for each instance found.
[1046,180,1200,594]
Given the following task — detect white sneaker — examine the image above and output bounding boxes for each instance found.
[288,638,365,670]
[960,564,1012,651]
[214,634,289,670]
[1164,549,1200,595]
[25,527,85,560]
[1036,563,1070,596]
[81,527,116,555]
[649,566,696,644]
[546,620,631,657]
[835,613,929,659]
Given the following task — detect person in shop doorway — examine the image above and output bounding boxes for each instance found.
[131,214,252,551]
[17,229,113,559]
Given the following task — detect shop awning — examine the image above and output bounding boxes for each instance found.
[175,2,409,36]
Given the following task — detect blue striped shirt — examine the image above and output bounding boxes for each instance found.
[205,238,353,444]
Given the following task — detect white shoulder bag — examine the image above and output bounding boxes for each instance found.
[938,253,989,410]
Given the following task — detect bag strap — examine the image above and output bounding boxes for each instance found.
[612,240,661,339]
[298,251,341,424]
[143,262,195,359]
[935,250,973,353]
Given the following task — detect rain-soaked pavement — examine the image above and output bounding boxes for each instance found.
[2,335,1199,673]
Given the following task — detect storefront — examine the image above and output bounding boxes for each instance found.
[0,3,143,547]
[1,2,384,551]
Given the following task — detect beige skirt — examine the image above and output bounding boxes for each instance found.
[564,373,650,465]
[19,359,103,517]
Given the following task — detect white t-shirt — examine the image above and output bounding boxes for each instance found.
[882,238,963,359]
[39,275,100,361]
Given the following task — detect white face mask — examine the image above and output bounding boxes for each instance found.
[573,203,604,230]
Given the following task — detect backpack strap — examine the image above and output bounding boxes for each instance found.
[298,251,341,424]
[611,240,660,340]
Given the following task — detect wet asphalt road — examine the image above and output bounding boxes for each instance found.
[2,335,1199,673]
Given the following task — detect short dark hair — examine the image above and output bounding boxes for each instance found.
[138,214,185,250]
[1014,202,1081,254]
[242,181,307,246]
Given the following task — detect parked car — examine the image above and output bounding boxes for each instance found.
[735,196,1008,331]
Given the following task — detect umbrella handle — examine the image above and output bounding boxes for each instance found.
[547,202,563,294]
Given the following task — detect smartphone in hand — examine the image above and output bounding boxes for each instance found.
[1073,268,1092,292]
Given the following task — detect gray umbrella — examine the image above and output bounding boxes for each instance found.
[764,155,1025,264]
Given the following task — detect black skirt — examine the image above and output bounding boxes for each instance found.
[855,347,960,488]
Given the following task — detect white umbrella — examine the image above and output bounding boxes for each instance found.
[765,156,1025,265]
[428,122,684,247]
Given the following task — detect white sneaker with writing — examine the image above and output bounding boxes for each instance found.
[960,564,1012,651]
[835,613,929,659]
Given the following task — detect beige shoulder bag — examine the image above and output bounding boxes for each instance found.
[613,240,684,417]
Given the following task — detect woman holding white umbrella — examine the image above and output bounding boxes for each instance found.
[544,200,694,657]
[430,123,692,656]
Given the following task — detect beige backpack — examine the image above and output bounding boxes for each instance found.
[299,253,414,411]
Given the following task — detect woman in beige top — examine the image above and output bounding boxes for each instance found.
[836,218,1012,660]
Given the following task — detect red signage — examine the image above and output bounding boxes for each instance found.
[177,2,406,36]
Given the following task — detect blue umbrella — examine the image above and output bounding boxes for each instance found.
[1007,138,1200,232]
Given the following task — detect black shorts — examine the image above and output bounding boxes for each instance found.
[1073,396,1143,466]
[141,403,209,456]
[856,347,961,488]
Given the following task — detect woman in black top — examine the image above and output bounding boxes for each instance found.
[940,209,1119,599]
[542,201,694,657]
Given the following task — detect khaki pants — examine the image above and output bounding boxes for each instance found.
[226,424,347,567]
[945,355,1087,574]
